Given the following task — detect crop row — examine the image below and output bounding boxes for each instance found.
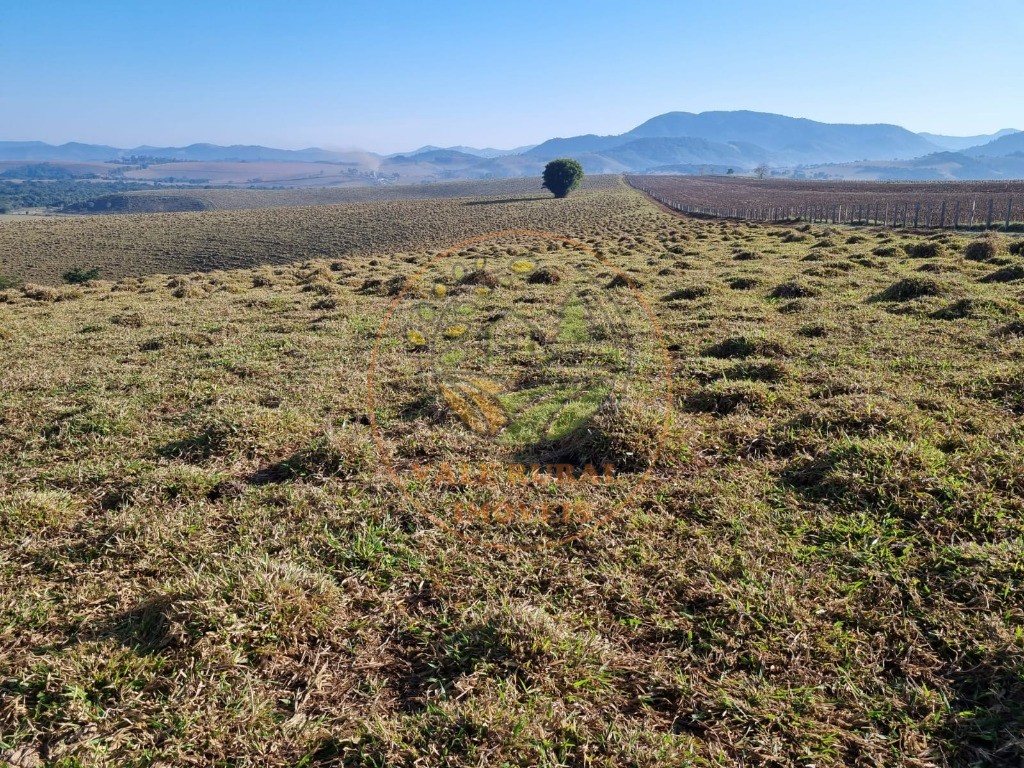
[627,175,1024,230]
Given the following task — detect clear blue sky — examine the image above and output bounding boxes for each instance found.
[2,0,1022,153]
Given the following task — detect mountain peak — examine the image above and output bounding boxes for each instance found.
[1,112,1021,180]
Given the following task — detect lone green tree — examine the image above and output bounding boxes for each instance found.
[542,158,584,198]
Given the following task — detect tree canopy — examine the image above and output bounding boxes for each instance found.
[542,159,584,198]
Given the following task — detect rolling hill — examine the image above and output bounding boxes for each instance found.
[0,141,373,164]
[526,111,943,169]
[622,110,941,162]
[800,150,1024,181]
[963,131,1024,158]
[390,143,536,158]
[919,128,1019,151]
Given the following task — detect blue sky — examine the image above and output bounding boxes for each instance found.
[2,0,1022,153]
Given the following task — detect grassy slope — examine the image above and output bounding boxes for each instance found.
[1,182,1023,766]
[0,178,619,286]
[65,177,558,215]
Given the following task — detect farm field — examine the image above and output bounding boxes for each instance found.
[119,161,374,186]
[2,181,1024,766]
[0,177,618,285]
[629,175,1024,229]
[0,183,1019,765]
[60,176,561,215]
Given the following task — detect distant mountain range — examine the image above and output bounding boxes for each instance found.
[0,141,377,164]
[917,129,1018,152]
[388,144,536,159]
[533,111,939,165]
[0,140,531,164]
[2,111,1022,181]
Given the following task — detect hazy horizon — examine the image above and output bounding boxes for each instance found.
[2,109,1021,157]
[3,0,1023,154]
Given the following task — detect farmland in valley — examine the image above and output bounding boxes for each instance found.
[2,178,1024,765]
[629,175,1024,228]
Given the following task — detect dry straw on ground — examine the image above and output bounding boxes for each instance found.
[1,179,1023,766]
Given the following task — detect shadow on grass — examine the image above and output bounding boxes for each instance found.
[247,432,372,486]
[393,621,519,712]
[247,458,298,486]
[74,594,198,656]
[463,196,549,206]
[943,652,1024,766]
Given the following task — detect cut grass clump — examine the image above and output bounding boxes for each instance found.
[528,395,675,471]
[994,319,1024,337]
[258,429,376,483]
[684,380,772,416]
[360,275,409,296]
[302,280,338,296]
[663,285,712,301]
[797,323,829,337]
[783,438,970,528]
[252,273,275,288]
[526,266,562,284]
[462,269,501,287]
[875,276,945,301]
[770,281,819,299]
[980,264,1024,283]
[872,244,905,258]
[20,284,58,302]
[111,311,145,328]
[160,411,244,462]
[727,276,760,290]
[777,299,814,314]
[963,233,1007,261]
[788,395,911,439]
[168,278,206,299]
[906,241,947,259]
[850,255,882,267]
[606,273,641,289]
[171,285,205,299]
[931,297,1012,320]
[704,334,788,359]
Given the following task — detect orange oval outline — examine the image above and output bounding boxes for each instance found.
[367,229,673,550]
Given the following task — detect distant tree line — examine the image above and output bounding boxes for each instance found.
[0,180,154,212]
[0,163,98,180]
[110,156,183,165]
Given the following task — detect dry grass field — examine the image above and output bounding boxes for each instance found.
[121,161,370,186]
[1,179,1024,766]
[0,178,619,285]
[61,178,557,215]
